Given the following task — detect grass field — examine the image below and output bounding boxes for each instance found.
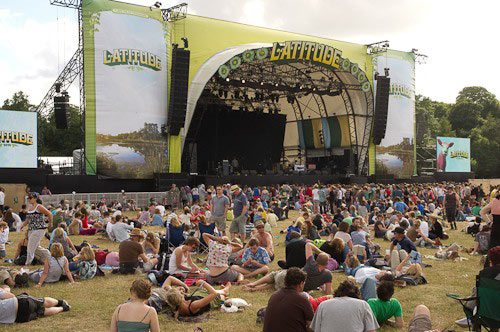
[0,211,481,332]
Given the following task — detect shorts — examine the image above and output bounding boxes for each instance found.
[206,268,239,284]
[211,216,226,231]
[0,249,6,258]
[446,209,456,222]
[0,269,15,284]
[269,270,287,290]
[408,314,433,332]
[229,215,246,234]
[15,294,45,323]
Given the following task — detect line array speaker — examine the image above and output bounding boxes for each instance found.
[373,76,390,145]
[167,48,190,136]
[54,94,69,129]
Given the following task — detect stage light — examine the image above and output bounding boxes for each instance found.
[275,82,279,87]
[241,79,246,84]
[313,87,317,92]
[152,1,162,8]
[181,37,189,49]
[260,82,264,86]
[384,67,390,76]
[299,85,303,90]
[226,77,230,82]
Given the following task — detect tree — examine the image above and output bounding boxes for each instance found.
[2,91,32,112]
[448,101,483,137]
[456,86,500,118]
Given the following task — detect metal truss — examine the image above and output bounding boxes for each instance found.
[161,3,187,22]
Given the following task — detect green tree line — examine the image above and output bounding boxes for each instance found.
[416,86,500,178]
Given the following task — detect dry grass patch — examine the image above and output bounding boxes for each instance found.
[0,211,480,331]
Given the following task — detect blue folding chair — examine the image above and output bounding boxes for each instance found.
[167,223,186,253]
[198,223,217,254]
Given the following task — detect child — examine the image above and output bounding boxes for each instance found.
[0,221,9,258]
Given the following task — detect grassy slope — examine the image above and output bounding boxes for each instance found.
[0,211,480,332]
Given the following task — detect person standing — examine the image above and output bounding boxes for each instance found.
[480,193,500,267]
[263,267,314,332]
[0,187,5,213]
[210,186,230,236]
[443,185,460,230]
[229,185,248,243]
[21,193,53,266]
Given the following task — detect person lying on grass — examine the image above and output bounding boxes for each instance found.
[162,276,231,318]
[0,285,71,324]
[110,279,160,332]
[243,242,332,294]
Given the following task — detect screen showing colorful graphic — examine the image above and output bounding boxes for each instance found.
[436,137,471,172]
[0,110,37,168]
[373,50,416,178]
[83,0,169,178]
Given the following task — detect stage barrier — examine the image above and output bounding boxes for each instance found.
[40,192,168,210]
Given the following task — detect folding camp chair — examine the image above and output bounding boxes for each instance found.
[198,222,217,254]
[166,223,186,254]
[447,275,500,332]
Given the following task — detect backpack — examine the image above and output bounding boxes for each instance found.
[95,250,109,265]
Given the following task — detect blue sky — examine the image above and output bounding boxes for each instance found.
[1,0,499,107]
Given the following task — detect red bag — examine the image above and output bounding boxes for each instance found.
[95,250,109,265]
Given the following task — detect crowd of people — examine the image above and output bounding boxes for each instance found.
[0,181,498,331]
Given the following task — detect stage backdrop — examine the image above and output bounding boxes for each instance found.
[0,110,37,168]
[436,137,471,172]
[373,50,416,179]
[83,0,169,178]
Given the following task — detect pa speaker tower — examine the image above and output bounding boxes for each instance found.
[373,76,390,145]
[54,93,69,130]
[168,47,190,136]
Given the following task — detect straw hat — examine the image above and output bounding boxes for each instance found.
[386,207,394,214]
[130,228,145,239]
[255,220,264,227]
[426,212,443,220]
[230,185,240,193]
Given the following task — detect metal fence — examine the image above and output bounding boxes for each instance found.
[40,192,167,208]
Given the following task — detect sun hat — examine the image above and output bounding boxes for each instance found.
[255,220,264,227]
[230,185,240,193]
[385,207,394,214]
[426,212,443,220]
[130,228,145,238]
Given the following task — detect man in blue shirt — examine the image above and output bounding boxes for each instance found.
[229,185,248,243]
[231,238,270,278]
[389,227,418,272]
[393,197,408,213]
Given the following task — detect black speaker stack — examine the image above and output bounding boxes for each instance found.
[54,92,69,130]
[373,76,390,145]
[167,47,190,136]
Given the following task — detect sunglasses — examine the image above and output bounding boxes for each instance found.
[256,226,264,229]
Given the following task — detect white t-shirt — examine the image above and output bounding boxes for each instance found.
[0,290,17,324]
[112,210,122,218]
[312,189,320,201]
[156,205,166,216]
[334,231,351,244]
[354,266,382,284]
[0,191,4,205]
[106,222,115,241]
[419,221,429,237]
[179,213,191,226]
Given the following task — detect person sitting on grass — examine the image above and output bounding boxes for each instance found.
[168,237,203,278]
[320,237,348,266]
[278,231,307,269]
[388,227,418,272]
[112,215,134,242]
[118,228,157,275]
[243,242,332,294]
[110,279,160,332]
[51,226,78,260]
[73,246,97,280]
[230,238,270,278]
[143,232,160,257]
[29,243,76,287]
[367,280,404,328]
[0,285,71,324]
[163,276,231,318]
[262,267,314,332]
[248,220,274,260]
[202,233,244,285]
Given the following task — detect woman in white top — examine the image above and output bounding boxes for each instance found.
[168,237,203,277]
[333,220,353,251]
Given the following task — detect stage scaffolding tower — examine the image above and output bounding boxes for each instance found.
[37,1,187,175]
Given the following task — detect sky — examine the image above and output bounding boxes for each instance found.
[1,0,499,107]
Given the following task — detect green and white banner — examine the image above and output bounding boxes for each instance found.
[83,0,169,178]
[373,50,416,178]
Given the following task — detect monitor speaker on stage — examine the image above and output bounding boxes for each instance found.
[168,47,190,136]
[373,76,390,145]
[54,94,69,130]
